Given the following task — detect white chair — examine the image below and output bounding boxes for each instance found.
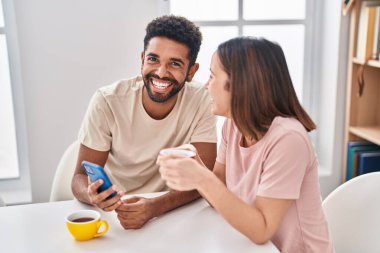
[322,172,380,253]
[49,141,79,201]
[0,195,5,207]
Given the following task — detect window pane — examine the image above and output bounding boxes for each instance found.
[244,0,305,20]
[194,26,238,83]
[193,27,237,146]
[0,35,19,178]
[243,25,305,102]
[0,1,4,27]
[170,0,238,21]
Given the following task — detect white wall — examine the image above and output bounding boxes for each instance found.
[314,0,350,198]
[13,0,160,203]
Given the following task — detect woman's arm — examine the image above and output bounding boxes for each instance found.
[199,172,292,244]
[158,158,292,244]
[212,162,226,185]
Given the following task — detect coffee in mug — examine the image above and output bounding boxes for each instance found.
[66,210,108,241]
[72,217,94,223]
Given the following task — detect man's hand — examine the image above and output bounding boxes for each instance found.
[87,178,124,212]
[115,196,156,229]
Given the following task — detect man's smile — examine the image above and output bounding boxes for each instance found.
[150,77,174,93]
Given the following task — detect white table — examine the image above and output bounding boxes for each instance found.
[0,192,280,253]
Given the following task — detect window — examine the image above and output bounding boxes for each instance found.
[170,0,314,144]
[0,0,19,179]
[0,0,31,205]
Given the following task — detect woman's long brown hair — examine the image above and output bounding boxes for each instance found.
[217,37,316,140]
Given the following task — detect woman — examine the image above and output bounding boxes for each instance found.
[157,37,333,253]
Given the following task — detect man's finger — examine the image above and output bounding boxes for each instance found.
[119,219,145,229]
[88,179,103,193]
[98,185,117,199]
[123,196,141,203]
[117,198,145,211]
[102,199,122,212]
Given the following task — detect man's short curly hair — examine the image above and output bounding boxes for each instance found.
[144,15,202,66]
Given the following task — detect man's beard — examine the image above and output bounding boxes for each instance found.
[142,73,187,103]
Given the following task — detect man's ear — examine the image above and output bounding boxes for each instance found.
[186,63,199,82]
[141,51,145,64]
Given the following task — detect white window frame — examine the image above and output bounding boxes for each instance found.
[195,0,317,118]
[163,0,320,140]
[0,0,31,205]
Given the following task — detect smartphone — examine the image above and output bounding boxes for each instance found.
[81,160,117,199]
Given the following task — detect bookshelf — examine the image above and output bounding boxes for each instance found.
[343,0,380,181]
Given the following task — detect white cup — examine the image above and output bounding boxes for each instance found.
[159,148,196,158]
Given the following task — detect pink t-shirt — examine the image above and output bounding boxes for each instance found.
[216,117,334,253]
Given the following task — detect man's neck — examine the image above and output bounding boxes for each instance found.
[142,87,178,120]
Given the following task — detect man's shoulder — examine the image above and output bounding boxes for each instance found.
[97,76,144,98]
[185,79,206,91]
[183,80,210,101]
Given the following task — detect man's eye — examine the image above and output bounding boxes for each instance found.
[147,56,158,62]
[171,62,181,67]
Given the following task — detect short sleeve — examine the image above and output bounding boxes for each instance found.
[78,90,114,151]
[216,120,229,165]
[189,95,217,144]
[257,132,310,199]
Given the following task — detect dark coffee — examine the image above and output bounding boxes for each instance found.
[72,217,94,223]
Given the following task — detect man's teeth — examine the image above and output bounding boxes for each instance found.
[152,80,171,89]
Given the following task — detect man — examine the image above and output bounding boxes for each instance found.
[71,15,217,229]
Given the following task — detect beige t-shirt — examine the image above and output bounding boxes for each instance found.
[78,76,217,194]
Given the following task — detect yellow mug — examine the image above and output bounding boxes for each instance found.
[66,210,108,241]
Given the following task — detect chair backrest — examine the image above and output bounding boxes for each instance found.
[0,195,5,207]
[322,172,380,253]
[49,141,79,202]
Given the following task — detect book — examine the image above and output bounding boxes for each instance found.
[356,3,378,60]
[343,0,355,16]
[346,141,380,180]
[358,151,380,175]
[346,141,371,180]
[372,7,380,59]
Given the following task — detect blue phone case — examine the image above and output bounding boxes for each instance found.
[82,160,117,198]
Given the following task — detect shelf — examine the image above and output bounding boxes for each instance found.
[349,126,380,146]
[343,1,380,182]
[352,57,366,65]
[352,58,380,68]
[368,60,380,68]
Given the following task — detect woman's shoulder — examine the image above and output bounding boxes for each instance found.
[265,116,313,148]
[270,116,308,136]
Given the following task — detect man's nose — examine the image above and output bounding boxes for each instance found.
[156,64,168,78]
[204,81,209,89]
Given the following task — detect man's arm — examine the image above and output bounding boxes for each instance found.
[115,142,216,229]
[71,144,123,211]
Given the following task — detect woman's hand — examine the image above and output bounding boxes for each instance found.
[157,154,212,192]
[165,144,206,166]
